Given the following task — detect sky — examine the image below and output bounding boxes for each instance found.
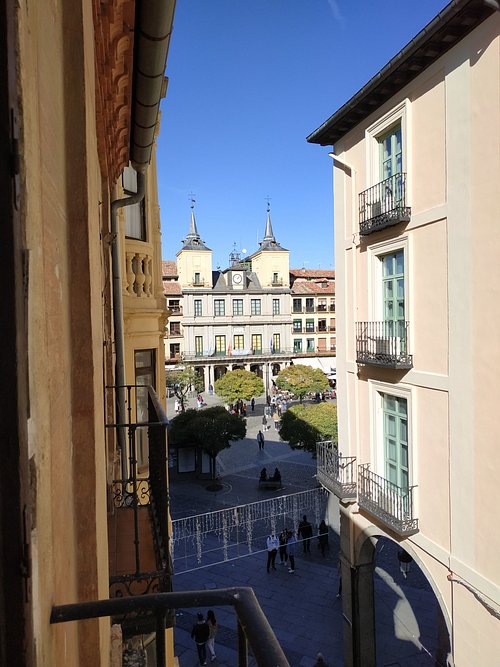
[157,0,450,270]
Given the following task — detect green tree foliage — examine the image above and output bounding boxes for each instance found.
[214,369,264,404]
[279,402,337,452]
[166,365,204,411]
[275,364,329,402]
[168,406,246,478]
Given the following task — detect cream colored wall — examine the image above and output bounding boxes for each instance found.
[177,248,213,288]
[19,0,110,665]
[333,13,500,666]
[251,250,290,287]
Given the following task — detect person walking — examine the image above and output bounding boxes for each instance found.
[191,612,210,665]
[318,520,329,556]
[313,652,329,666]
[266,533,279,572]
[278,529,288,566]
[257,430,265,450]
[272,410,280,430]
[251,397,255,412]
[287,530,297,573]
[206,609,218,662]
[262,413,268,432]
[298,515,313,553]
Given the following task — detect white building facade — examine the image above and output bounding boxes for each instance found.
[308,2,500,666]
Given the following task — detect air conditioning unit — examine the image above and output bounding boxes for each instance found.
[370,200,382,217]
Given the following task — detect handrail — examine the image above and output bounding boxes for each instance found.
[51,587,291,667]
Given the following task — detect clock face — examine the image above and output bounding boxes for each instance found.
[233,273,242,284]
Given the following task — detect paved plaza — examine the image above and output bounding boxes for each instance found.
[167,393,442,667]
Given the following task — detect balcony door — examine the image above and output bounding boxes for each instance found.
[382,394,408,492]
[381,250,406,347]
[135,349,156,469]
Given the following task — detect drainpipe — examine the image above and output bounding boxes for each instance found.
[111,172,145,481]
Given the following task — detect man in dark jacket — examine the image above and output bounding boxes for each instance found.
[191,612,210,665]
[298,515,313,553]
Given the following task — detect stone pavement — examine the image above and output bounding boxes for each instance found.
[167,393,442,667]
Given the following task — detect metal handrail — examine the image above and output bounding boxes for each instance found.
[359,172,411,235]
[356,320,413,369]
[51,588,290,667]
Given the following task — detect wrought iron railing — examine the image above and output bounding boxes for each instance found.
[182,348,297,360]
[316,441,357,501]
[359,173,411,236]
[356,320,413,369]
[358,464,418,536]
[107,385,173,632]
[51,588,290,667]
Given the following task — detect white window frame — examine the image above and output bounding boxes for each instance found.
[365,99,411,194]
[368,379,415,491]
[367,236,410,324]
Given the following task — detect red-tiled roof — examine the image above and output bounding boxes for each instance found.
[290,268,335,279]
[162,260,178,277]
[163,281,182,295]
[291,280,335,295]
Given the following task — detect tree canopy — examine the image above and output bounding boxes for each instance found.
[279,402,337,452]
[166,365,204,410]
[214,369,264,404]
[168,406,246,478]
[275,364,329,401]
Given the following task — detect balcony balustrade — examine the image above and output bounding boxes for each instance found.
[358,464,418,536]
[359,173,411,236]
[183,347,296,361]
[125,251,153,297]
[356,320,413,369]
[317,305,327,312]
[316,441,357,502]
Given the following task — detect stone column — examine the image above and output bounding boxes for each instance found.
[339,505,376,667]
[203,365,210,392]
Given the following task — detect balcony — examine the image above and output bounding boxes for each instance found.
[317,305,327,312]
[271,277,283,286]
[358,464,418,537]
[316,441,357,502]
[107,385,173,637]
[359,173,411,236]
[51,587,290,667]
[356,321,413,369]
[125,250,153,297]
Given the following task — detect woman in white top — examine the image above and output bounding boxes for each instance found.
[206,609,218,662]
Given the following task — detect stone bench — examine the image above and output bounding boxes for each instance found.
[258,479,283,490]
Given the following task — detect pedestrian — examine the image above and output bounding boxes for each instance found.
[259,467,268,481]
[257,430,265,450]
[262,414,268,432]
[313,652,329,666]
[174,399,180,413]
[272,410,280,429]
[191,612,210,666]
[206,609,218,662]
[266,533,279,572]
[298,515,313,553]
[277,402,282,417]
[398,549,413,578]
[251,397,255,411]
[272,467,281,482]
[287,530,297,573]
[278,529,288,565]
[208,383,213,395]
[336,557,342,598]
[242,402,247,416]
[318,520,329,556]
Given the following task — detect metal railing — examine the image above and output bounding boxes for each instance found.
[356,320,413,369]
[182,348,296,361]
[358,464,418,536]
[316,441,357,501]
[51,588,290,667]
[359,173,411,236]
[107,385,173,630]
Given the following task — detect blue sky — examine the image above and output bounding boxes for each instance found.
[157,0,449,270]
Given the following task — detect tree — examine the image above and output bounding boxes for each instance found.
[279,402,337,452]
[214,369,264,404]
[168,406,246,478]
[166,365,204,411]
[275,364,329,402]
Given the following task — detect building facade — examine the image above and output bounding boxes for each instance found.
[308,2,500,666]
[290,268,336,356]
[163,259,184,362]
[175,207,294,394]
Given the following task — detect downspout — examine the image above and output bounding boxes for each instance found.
[111,173,145,481]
